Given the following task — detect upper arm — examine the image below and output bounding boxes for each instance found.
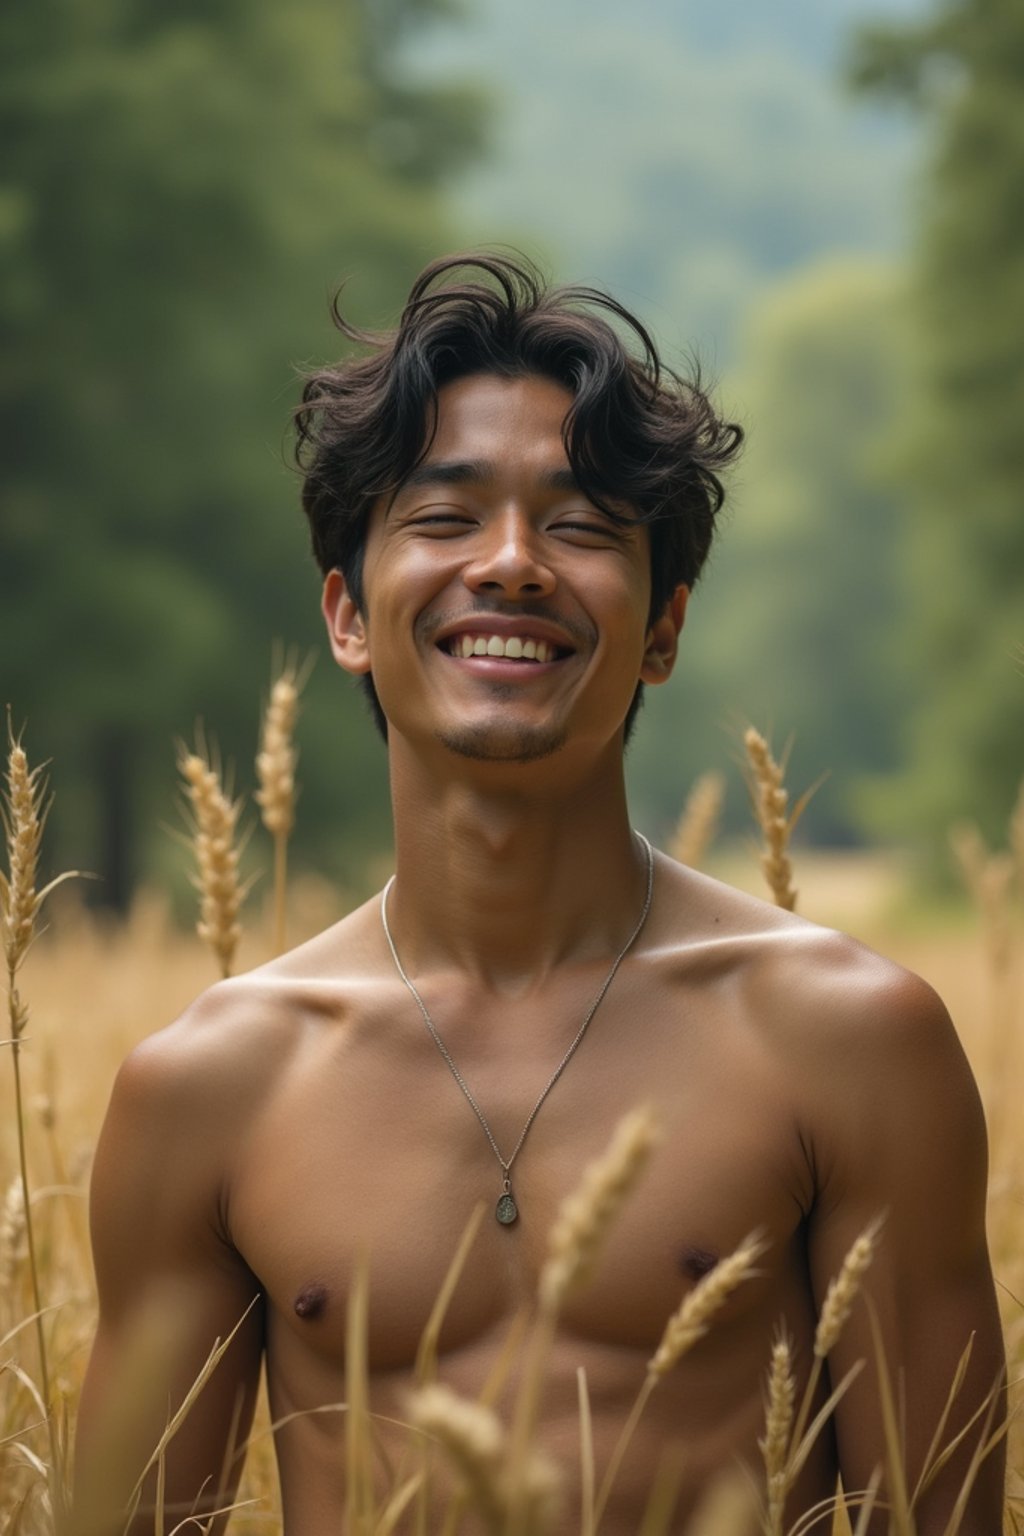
[75,1019,265,1535]
[803,959,1005,1535]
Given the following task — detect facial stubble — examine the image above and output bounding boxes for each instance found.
[434,689,569,763]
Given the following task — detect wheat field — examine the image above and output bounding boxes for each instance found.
[1,716,1021,1534]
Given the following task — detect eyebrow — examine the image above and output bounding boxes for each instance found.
[397,460,580,494]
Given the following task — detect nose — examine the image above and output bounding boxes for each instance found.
[462,507,556,600]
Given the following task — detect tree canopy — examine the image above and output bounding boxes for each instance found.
[1,0,483,905]
[850,0,1024,852]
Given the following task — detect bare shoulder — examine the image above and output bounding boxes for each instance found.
[658,853,965,1057]
[655,854,985,1172]
[110,891,385,1138]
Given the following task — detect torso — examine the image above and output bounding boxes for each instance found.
[197,858,867,1531]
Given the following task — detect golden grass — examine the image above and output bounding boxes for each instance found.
[1,713,1021,1534]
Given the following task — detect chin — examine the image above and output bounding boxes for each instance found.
[434,722,569,764]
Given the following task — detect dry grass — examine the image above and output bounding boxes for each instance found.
[1,717,1021,1534]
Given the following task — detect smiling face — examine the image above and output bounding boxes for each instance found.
[322,373,687,767]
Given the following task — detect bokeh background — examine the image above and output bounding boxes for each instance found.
[2,0,1021,912]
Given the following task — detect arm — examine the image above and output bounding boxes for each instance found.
[74,1015,265,1536]
[805,960,1005,1536]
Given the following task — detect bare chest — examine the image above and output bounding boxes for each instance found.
[228,982,815,1375]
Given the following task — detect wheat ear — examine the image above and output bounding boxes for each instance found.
[1,1173,26,1294]
[669,771,725,871]
[814,1217,882,1360]
[410,1385,507,1533]
[178,737,247,978]
[255,655,309,955]
[649,1232,767,1379]
[595,1233,766,1527]
[539,1104,661,1316]
[743,728,798,910]
[759,1334,795,1536]
[743,728,826,912]
[410,1384,561,1536]
[788,1215,883,1466]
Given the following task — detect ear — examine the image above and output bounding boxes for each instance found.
[322,569,372,676]
[639,584,689,685]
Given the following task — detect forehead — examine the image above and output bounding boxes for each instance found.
[422,372,575,470]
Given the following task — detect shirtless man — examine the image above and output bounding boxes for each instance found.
[76,254,1005,1534]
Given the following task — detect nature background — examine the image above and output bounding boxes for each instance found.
[2,0,1023,1527]
[4,0,1021,913]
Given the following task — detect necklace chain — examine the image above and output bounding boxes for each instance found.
[380,833,654,1224]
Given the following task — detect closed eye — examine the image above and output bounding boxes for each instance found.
[408,511,476,530]
[553,518,626,542]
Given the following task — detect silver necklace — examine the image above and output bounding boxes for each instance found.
[380,833,654,1226]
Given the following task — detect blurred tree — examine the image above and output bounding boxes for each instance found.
[850,0,1024,851]
[627,259,911,845]
[0,0,483,907]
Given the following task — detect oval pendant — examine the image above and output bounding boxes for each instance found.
[495,1192,518,1225]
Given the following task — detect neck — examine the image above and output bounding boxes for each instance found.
[384,740,649,992]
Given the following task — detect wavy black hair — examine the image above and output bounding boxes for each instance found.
[294,251,743,741]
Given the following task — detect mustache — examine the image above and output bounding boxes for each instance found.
[417,601,596,650]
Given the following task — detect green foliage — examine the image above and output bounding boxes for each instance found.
[850,0,1024,853]
[0,0,484,904]
[628,259,911,844]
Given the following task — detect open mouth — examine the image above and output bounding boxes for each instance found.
[441,633,573,663]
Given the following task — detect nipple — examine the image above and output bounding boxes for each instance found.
[294,1282,329,1320]
[679,1245,719,1282]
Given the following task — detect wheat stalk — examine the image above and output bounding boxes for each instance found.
[539,1104,661,1316]
[177,737,247,978]
[255,655,309,955]
[669,772,725,871]
[0,722,77,1522]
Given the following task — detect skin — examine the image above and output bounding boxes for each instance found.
[75,374,1005,1535]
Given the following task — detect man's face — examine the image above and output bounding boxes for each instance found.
[323,372,686,765]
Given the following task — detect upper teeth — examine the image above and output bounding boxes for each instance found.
[451,634,555,662]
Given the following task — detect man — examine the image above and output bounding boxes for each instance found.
[76,254,1005,1533]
